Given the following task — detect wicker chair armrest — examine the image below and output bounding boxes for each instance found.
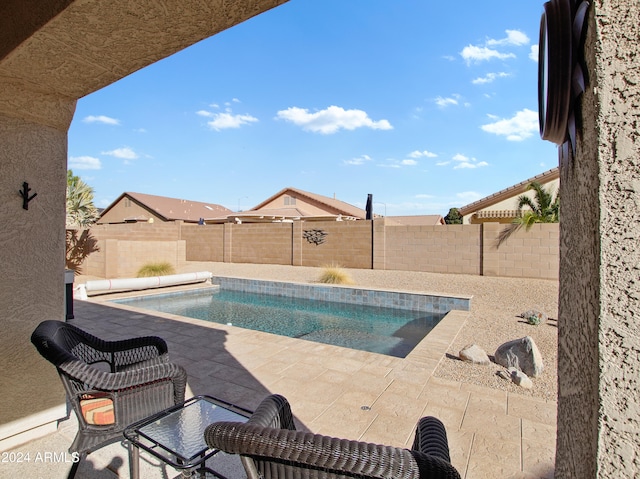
[59,360,187,403]
[411,416,452,463]
[205,422,458,479]
[246,394,296,430]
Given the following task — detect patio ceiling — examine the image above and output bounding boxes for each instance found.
[0,0,289,129]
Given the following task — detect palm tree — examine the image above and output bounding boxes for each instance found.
[66,170,100,273]
[497,181,559,247]
[66,170,100,228]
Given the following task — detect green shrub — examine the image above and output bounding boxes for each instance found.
[318,264,355,285]
[136,262,175,278]
[527,314,542,326]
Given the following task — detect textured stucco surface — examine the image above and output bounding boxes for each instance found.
[556,1,640,477]
[0,113,69,422]
[0,0,288,430]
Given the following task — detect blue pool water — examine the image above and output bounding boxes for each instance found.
[115,288,445,358]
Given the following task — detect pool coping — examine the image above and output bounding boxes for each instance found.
[209,276,472,314]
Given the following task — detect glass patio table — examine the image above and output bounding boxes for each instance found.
[124,395,252,479]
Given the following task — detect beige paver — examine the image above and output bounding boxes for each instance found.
[11,290,558,479]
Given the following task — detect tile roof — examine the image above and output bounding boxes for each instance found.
[250,187,367,219]
[100,192,233,223]
[458,167,559,216]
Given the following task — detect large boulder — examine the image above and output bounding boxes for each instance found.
[494,336,544,378]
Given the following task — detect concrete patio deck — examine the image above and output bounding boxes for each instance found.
[6,285,556,479]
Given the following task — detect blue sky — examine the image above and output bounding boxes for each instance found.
[68,0,557,216]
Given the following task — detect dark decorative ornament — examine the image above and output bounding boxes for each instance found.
[538,0,590,165]
[303,229,327,245]
[19,181,37,210]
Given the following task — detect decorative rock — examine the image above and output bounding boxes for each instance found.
[519,309,548,325]
[459,344,491,365]
[496,370,511,381]
[510,368,533,389]
[494,336,544,378]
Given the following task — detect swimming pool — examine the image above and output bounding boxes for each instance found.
[114,278,471,358]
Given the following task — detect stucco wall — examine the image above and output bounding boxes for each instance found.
[260,194,338,216]
[0,112,69,423]
[556,1,640,478]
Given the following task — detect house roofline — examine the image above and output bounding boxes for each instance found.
[458,167,559,216]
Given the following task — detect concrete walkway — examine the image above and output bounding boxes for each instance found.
[6,284,556,479]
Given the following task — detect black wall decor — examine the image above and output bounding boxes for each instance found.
[19,182,37,210]
[303,229,327,246]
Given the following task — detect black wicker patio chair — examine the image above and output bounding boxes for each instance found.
[205,394,461,479]
[31,320,188,479]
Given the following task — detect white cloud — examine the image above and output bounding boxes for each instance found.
[83,115,120,125]
[68,156,102,170]
[435,96,459,108]
[530,45,539,62]
[276,106,392,134]
[481,108,539,141]
[198,100,258,131]
[451,153,488,170]
[461,46,515,64]
[487,30,530,47]
[378,157,419,168]
[472,72,510,84]
[344,155,372,166]
[102,147,139,160]
[409,150,438,159]
[460,30,529,65]
[205,112,259,131]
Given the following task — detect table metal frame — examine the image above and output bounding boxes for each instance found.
[124,395,252,479]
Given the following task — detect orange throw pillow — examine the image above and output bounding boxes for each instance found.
[80,393,115,425]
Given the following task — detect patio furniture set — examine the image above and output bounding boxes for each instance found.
[31,320,461,479]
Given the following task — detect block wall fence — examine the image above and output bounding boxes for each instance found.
[79,220,559,280]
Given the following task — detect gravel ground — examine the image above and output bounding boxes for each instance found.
[79,262,559,401]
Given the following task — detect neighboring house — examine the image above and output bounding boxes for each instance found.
[458,168,559,224]
[98,192,233,224]
[209,187,369,223]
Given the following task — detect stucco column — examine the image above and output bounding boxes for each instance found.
[0,81,76,427]
[556,1,640,477]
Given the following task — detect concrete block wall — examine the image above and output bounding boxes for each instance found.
[226,223,293,265]
[78,221,559,280]
[181,224,225,262]
[379,224,482,275]
[299,220,372,268]
[82,239,186,278]
[482,223,559,279]
[90,222,182,241]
